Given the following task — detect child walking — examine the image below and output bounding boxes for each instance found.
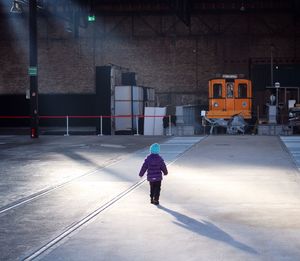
[139,143,168,205]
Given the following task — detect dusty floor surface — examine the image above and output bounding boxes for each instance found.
[1,135,300,261]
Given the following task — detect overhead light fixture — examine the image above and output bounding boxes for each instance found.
[37,0,44,9]
[10,0,44,14]
[240,1,246,11]
[10,0,23,13]
[65,21,73,33]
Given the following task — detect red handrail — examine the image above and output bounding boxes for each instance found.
[0,115,170,119]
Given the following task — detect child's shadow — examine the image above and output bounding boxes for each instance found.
[157,205,257,255]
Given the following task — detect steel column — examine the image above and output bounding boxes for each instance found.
[29,0,39,138]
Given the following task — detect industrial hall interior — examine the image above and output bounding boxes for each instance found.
[1,0,300,261]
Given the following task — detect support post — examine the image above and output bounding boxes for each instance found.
[270,44,274,88]
[98,116,103,136]
[135,116,139,135]
[29,0,39,138]
[64,115,69,136]
[168,115,172,136]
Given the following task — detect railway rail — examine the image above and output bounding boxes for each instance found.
[0,136,204,261]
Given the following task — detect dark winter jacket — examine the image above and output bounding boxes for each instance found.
[139,154,168,182]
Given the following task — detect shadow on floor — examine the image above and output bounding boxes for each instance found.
[157,205,258,255]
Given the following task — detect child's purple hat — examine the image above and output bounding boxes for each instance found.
[150,143,160,154]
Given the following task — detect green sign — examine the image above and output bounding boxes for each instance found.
[88,15,95,22]
[28,67,37,76]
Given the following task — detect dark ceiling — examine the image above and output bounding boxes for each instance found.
[75,0,299,14]
[49,0,300,27]
[2,0,300,27]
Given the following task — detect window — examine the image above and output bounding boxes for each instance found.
[238,84,247,98]
[226,82,234,98]
[213,84,222,98]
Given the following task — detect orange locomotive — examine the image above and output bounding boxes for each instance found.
[206,75,252,119]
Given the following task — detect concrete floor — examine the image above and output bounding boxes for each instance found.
[1,135,300,261]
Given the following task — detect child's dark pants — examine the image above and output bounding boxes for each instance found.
[150,181,161,201]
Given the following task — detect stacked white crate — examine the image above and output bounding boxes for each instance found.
[144,107,166,135]
[114,86,144,133]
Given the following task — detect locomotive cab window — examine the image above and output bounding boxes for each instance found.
[238,84,247,98]
[226,82,234,98]
[213,84,222,98]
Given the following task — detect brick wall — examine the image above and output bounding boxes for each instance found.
[0,11,299,106]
